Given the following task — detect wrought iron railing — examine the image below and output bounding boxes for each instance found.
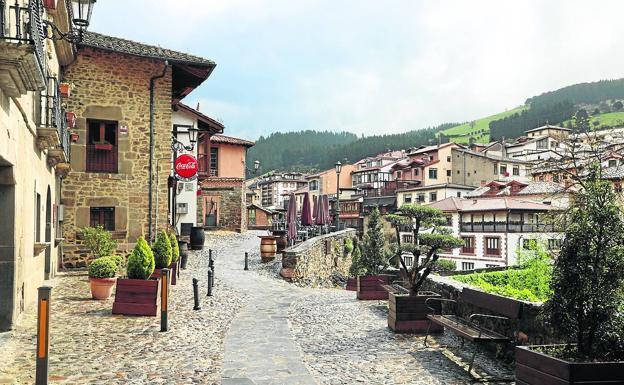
[40,76,61,128]
[0,0,46,77]
[59,108,70,161]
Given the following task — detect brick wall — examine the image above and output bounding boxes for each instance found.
[61,47,172,267]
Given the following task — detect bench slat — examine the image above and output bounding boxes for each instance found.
[427,315,510,343]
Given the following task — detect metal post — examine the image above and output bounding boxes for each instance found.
[192,278,201,310]
[209,250,214,279]
[160,268,169,332]
[35,285,52,385]
[244,252,249,271]
[207,270,213,297]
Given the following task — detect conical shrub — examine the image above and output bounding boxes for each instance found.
[153,231,172,269]
[127,237,155,280]
[169,232,180,263]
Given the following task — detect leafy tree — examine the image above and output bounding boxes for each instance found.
[544,164,624,361]
[152,231,172,269]
[349,239,365,276]
[386,205,462,295]
[127,237,155,280]
[592,107,600,115]
[356,207,389,275]
[613,100,623,111]
[575,108,589,121]
[82,225,117,260]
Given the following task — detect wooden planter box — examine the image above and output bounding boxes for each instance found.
[388,291,443,333]
[346,277,357,291]
[357,275,392,300]
[516,345,624,385]
[112,278,160,316]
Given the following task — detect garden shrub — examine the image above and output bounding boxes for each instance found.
[431,259,457,273]
[169,232,180,262]
[152,231,172,269]
[107,255,124,269]
[357,207,390,275]
[453,244,552,302]
[127,237,155,280]
[82,225,117,259]
[349,240,365,277]
[88,257,117,279]
[343,238,354,256]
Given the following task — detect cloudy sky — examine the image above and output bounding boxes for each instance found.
[90,0,624,140]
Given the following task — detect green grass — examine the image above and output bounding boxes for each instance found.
[563,111,624,128]
[438,106,527,144]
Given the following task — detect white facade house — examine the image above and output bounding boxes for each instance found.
[407,196,563,270]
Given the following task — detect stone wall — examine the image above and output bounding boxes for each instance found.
[61,47,173,267]
[199,178,246,232]
[421,274,557,348]
[281,229,356,286]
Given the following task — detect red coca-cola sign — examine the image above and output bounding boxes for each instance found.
[174,154,198,179]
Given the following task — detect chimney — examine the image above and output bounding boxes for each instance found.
[196,102,200,110]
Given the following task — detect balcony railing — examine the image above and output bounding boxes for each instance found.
[86,145,118,173]
[0,0,46,87]
[460,221,555,233]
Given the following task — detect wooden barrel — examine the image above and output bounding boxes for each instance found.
[259,236,277,262]
[190,227,205,250]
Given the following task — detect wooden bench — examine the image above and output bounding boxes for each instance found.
[424,288,520,381]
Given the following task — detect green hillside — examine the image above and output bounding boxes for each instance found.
[438,106,527,144]
[563,111,624,128]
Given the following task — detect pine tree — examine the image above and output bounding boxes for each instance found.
[359,207,388,275]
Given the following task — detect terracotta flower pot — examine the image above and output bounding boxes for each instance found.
[89,277,116,300]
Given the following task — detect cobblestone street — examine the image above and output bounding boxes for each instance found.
[0,231,513,384]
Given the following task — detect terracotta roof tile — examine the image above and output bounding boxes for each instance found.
[211,135,255,147]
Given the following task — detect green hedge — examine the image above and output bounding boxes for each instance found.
[88,257,118,279]
[453,249,552,302]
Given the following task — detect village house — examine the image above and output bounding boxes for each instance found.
[306,163,355,203]
[396,183,475,207]
[171,103,223,236]
[405,143,461,186]
[413,197,562,270]
[0,0,75,330]
[257,172,307,209]
[60,31,216,266]
[465,180,573,208]
[197,134,254,232]
[351,150,405,190]
[451,147,532,185]
[246,204,277,229]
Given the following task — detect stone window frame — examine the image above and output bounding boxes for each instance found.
[90,207,115,231]
[484,236,501,256]
[86,119,119,173]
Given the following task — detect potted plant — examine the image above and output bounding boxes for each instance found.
[151,230,172,279]
[384,204,462,333]
[82,225,117,262]
[59,82,71,97]
[516,165,624,384]
[88,256,118,300]
[112,237,159,316]
[169,231,180,285]
[353,207,393,300]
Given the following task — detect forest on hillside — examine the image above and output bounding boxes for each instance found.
[245,124,456,176]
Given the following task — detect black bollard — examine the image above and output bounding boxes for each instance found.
[244,252,249,271]
[207,270,213,297]
[192,278,201,310]
[209,252,215,279]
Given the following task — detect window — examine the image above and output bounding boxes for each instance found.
[429,192,437,202]
[429,168,438,179]
[513,166,520,176]
[90,207,115,231]
[404,194,412,204]
[429,156,434,161]
[35,192,41,242]
[403,234,413,243]
[462,237,475,254]
[86,120,118,173]
[444,215,453,226]
[413,168,419,176]
[210,147,219,176]
[309,180,319,191]
[485,237,500,255]
[446,156,451,162]
[486,264,498,268]
[402,255,414,268]
[456,191,462,197]
[553,174,560,183]
[537,138,548,149]
[417,193,425,203]
[493,164,498,175]
[446,169,451,177]
[522,239,534,249]
[609,159,617,167]
[396,171,402,179]
[548,238,562,250]
[500,165,507,175]
[461,262,475,270]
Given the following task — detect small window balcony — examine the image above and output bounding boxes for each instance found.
[0,0,47,97]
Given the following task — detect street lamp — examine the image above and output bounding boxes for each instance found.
[43,0,97,43]
[171,127,199,152]
[335,161,342,229]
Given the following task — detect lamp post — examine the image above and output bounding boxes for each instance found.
[43,0,97,43]
[335,161,342,229]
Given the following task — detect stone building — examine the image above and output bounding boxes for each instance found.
[197,134,255,232]
[0,0,72,330]
[61,31,216,266]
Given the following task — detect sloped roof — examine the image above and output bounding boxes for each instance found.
[175,103,224,133]
[465,181,570,198]
[211,134,255,147]
[602,166,624,179]
[427,197,464,212]
[427,196,556,212]
[525,124,571,134]
[81,31,215,66]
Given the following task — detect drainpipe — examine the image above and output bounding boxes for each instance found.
[148,61,168,244]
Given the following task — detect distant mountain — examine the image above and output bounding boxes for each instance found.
[246,78,624,174]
